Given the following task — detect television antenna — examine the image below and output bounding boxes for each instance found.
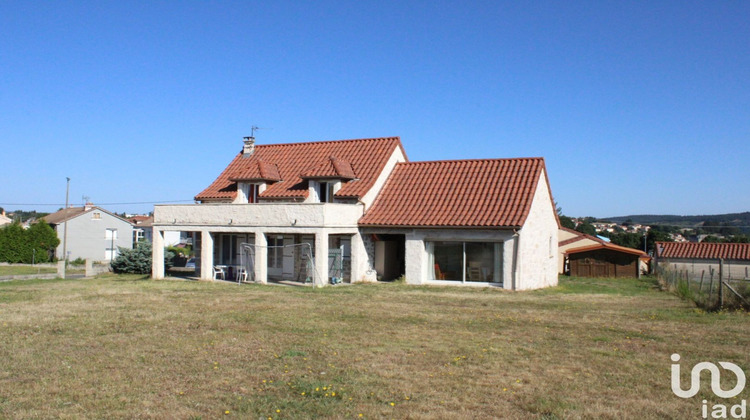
[250,125,272,137]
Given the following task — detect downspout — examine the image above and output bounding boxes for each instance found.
[512,229,521,291]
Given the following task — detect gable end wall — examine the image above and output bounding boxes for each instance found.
[517,170,558,289]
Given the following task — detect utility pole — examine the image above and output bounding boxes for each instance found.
[62,177,70,261]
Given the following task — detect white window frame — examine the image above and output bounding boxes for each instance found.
[268,236,283,269]
[317,181,334,203]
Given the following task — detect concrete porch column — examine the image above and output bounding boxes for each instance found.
[404,234,425,285]
[200,230,214,280]
[349,232,371,283]
[254,232,268,284]
[152,229,165,279]
[314,230,329,287]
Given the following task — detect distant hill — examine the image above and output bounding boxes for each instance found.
[600,212,750,233]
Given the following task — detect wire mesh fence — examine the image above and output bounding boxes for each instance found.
[656,260,750,311]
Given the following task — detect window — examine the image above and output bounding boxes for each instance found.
[428,241,502,284]
[248,184,259,203]
[240,183,260,203]
[267,236,283,269]
[92,212,101,220]
[105,229,118,240]
[318,182,334,203]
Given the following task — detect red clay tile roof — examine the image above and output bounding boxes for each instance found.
[229,159,282,182]
[656,242,750,260]
[565,242,648,257]
[195,137,406,201]
[301,156,356,180]
[359,158,552,228]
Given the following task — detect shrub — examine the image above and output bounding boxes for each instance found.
[111,242,175,275]
[70,258,86,266]
[167,245,192,257]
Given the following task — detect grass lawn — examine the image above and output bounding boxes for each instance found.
[1,275,748,419]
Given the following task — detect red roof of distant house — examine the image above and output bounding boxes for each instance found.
[195,137,405,201]
[656,242,750,260]
[358,157,553,228]
[130,215,154,227]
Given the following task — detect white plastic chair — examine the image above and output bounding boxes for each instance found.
[236,267,248,283]
[213,266,225,280]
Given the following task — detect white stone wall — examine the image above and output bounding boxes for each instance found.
[516,170,559,289]
[350,232,377,282]
[359,147,407,210]
[154,203,363,229]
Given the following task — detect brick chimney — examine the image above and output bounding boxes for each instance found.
[84,202,94,211]
[243,136,255,155]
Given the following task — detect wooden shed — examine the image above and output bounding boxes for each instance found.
[566,243,648,278]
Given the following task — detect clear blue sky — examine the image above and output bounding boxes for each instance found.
[1,1,748,218]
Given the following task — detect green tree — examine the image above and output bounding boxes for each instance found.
[728,235,750,243]
[555,203,577,229]
[646,230,673,254]
[609,232,643,250]
[575,222,597,236]
[26,221,60,263]
[559,215,575,229]
[0,222,30,263]
[0,221,60,263]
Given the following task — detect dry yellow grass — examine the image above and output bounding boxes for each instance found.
[0,275,748,419]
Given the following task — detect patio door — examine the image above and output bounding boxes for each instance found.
[267,235,284,278]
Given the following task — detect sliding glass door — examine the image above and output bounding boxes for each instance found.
[428,241,502,284]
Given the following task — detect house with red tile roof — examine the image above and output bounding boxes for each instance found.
[152,136,559,289]
[655,241,750,280]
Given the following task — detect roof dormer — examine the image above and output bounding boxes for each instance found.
[300,156,356,181]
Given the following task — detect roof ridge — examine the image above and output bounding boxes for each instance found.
[396,157,544,165]
[255,137,400,149]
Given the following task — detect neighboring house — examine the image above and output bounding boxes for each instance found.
[655,241,750,280]
[130,215,185,247]
[152,136,559,289]
[0,210,11,227]
[43,203,134,262]
[559,227,649,277]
